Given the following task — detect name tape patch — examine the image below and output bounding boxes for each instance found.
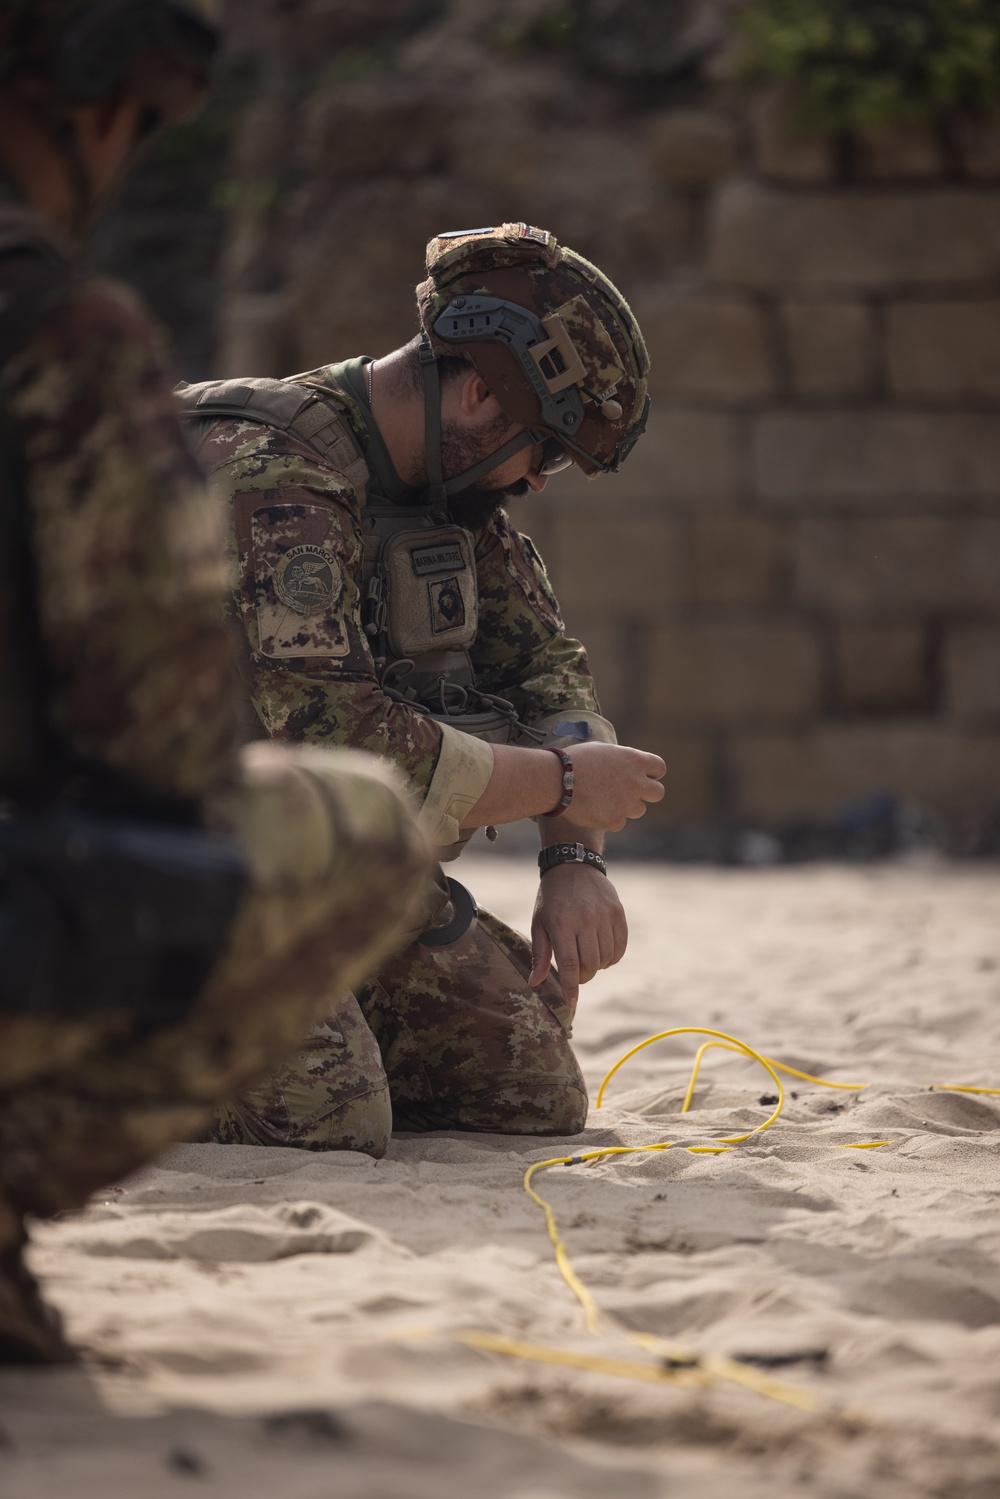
[410,542,467,576]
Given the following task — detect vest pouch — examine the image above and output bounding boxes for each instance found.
[0,809,247,1027]
[427,706,514,744]
[381,526,478,659]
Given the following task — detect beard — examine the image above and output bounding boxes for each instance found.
[436,413,528,530]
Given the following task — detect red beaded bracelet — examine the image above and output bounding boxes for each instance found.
[544,745,575,817]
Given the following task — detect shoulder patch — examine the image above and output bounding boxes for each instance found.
[274,544,343,616]
[250,501,353,660]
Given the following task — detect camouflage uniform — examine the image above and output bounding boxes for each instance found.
[192,382,611,1152]
[187,223,651,1155]
[0,193,431,1360]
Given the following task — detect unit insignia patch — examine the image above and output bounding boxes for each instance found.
[428,576,466,633]
[274,544,343,616]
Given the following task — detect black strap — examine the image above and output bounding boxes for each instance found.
[418,336,446,511]
[418,336,540,509]
[417,877,478,948]
[538,843,607,878]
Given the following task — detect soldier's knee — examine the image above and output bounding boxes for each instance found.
[213,1081,392,1159]
[504,1079,588,1136]
[426,1077,587,1137]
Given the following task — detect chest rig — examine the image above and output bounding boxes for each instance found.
[178,375,531,745]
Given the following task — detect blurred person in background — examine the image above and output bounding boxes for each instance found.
[180,224,665,1156]
[0,0,431,1364]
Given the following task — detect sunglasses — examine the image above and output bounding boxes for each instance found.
[536,436,574,476]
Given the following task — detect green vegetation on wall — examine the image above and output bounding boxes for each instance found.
[735,0,1000,131]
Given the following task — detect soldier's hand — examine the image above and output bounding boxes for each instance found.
[529,864,628,1006]
[563,743,665,832]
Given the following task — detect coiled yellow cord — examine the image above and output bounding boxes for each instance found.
[508,1026,897,1411]
[434,1027,994,1413]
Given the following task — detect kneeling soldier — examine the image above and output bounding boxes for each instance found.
[181,225,666,1155]
[0,0,431,1363]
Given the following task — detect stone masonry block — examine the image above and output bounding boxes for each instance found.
[887,302,1000,400]
[731,726,1000,820]
[550,516,684,617]
[857,125,943,180]
[641,731,716,820]
[648,109,738,186]
[755,413,1000,506]
[692,518,787,605]
[647,624,820,720]
[834,627,929,712]
[750,91,835,184]
[710,182,1000,289]
[598,191,701,281]
[641,294,774,402]
[780,302,874,397]
[945,628,1000,716]
[541,410,738,508]
[958,121,1000,180]
[796,519,1000,614]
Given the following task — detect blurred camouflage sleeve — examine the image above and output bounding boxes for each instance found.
[472,511,615,742]
[4,275,238,804]
[199,420,451,802]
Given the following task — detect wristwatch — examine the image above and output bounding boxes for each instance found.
[538,842,607,877]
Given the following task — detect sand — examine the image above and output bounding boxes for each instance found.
[2,854,1000,1498]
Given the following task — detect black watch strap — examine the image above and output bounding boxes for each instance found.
[538,842,607,877]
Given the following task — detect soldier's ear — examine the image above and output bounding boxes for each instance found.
[456,369,502,425]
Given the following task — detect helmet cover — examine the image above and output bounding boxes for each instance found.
[416,223,651,477]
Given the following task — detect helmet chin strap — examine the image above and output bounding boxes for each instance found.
[418,336,537,514]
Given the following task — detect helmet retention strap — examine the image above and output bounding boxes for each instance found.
[418,336,446,511]
[417,335,539,509]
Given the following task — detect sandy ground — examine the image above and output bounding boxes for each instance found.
[2,854,1000,1498]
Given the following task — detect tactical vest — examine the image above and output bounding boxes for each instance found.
[178,376,534,745]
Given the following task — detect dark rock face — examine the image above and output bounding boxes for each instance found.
[97,0,730,377]
[93,0,1000,839]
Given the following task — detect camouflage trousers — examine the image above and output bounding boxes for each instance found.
[0,743,431,1250]
[212,876,589,1156]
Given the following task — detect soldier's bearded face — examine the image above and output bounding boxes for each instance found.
[440,413,532,528]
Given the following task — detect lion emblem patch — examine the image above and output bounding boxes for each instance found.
[273,544,342,616]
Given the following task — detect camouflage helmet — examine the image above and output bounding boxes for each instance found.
[0,0,220,122]
[416,223,651,478]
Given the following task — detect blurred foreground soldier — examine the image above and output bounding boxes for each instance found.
[180,224,665,1155]
[0,0,431,1363]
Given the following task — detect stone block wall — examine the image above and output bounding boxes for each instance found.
[508,108,1000,842]
[110,0,998,846]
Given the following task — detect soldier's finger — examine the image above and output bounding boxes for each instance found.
[529,922,553,988]
[575,931,602,987]
[642,777,666,803]
[642,752,666,779]
[596,920,617,970]
[553,943,581,1006]
[612,908,629,965]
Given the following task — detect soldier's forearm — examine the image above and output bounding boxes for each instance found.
[460,744,564,828]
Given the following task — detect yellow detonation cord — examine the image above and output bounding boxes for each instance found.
[466,1028,996,1411]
